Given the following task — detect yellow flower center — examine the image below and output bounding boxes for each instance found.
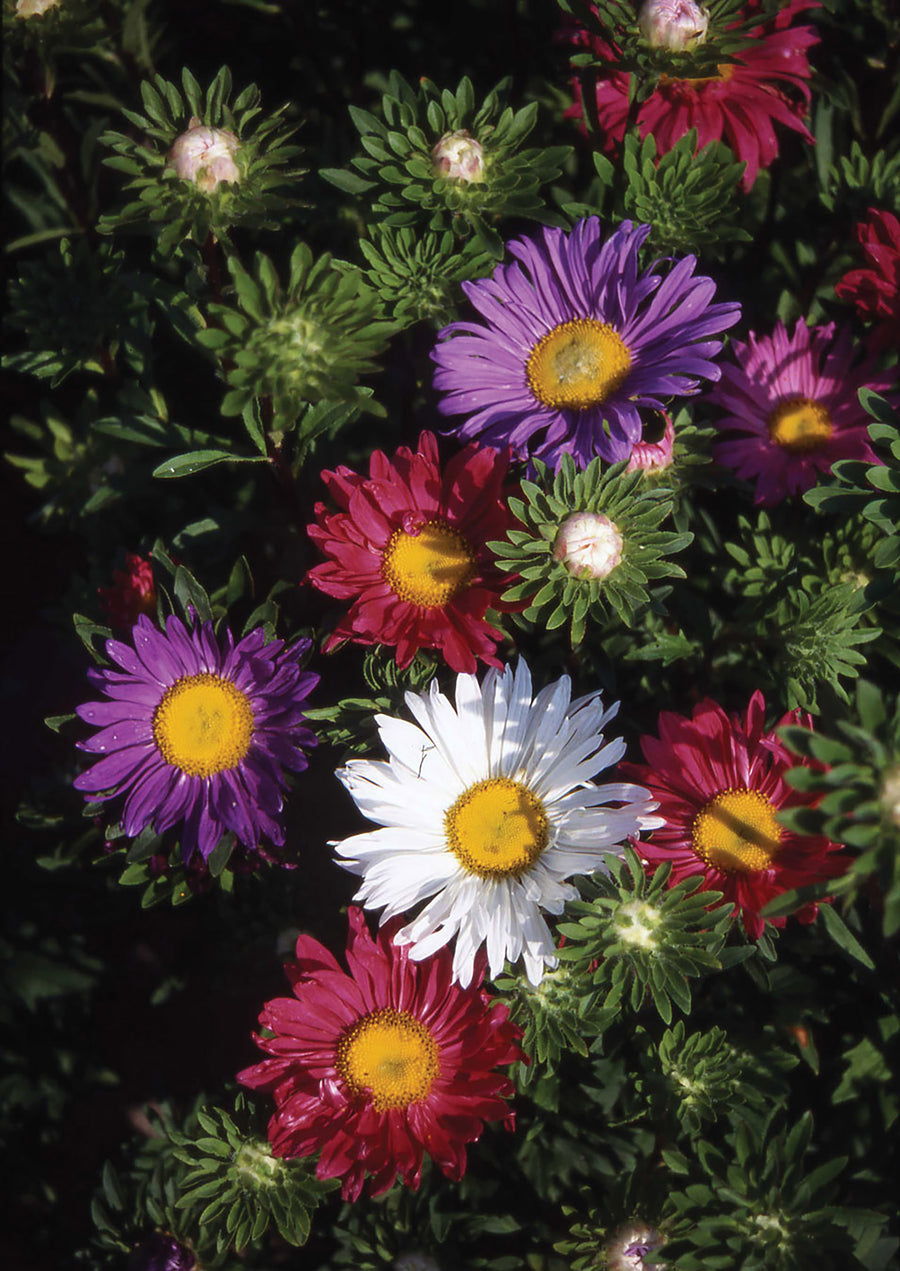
[767,397,834,454]
[526,319,632,412]
[152,673,254,778]
[659,63,736,88]
[336,1008,440,1111]
[445,777,549,878]
[691,788,782,874]
[381,518,476,608]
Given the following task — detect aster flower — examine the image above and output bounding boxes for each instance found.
[835,207,900,353]
[333,659,660,986]
[432,217,740,468]
[709,317,895,505]
[74,614,318,862]
[569,0,819,191]
[626,411,675,473]
[237,907,522,1201]
[98,553,157,632]
[306,432,518,673]
[620,691,847,940]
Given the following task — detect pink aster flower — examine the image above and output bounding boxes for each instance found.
[626,411,676,473]
[306,432,519,673]
[708,317,895,505]
[237,907,522,1201]
[98,553,157,632]
[835,208,900,354]
[620,691,846,940]
[567,0,819,190]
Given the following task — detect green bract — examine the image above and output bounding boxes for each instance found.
[322,73,570,255]
[354,226,494,327]
[195,245,394,429]
[780,678,900,936]
[619,131,751,258]
[490,456,692,645]
[99,66,303,251]
[556,849,739,1027]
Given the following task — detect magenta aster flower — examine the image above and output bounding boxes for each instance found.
[709,317,895,505]
[74,614,318,862]
[620,691,847,940]
[432,218,740,468]
[237,907,522,1201]
[306,431,519,673]
[98,553,157,632]
[835,207,900,354]
[567,1,819,191]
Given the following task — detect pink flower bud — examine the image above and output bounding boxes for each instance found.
[167,117,241,192]
[553,512,624,579]
[431,130,486,183]
[638,0,709,51]
[626,411,676,473]
[15,0,60,16]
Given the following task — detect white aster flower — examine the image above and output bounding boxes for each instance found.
[334,660,661,987]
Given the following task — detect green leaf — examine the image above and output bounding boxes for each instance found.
[152,450,268,478]
[818,904,875,969]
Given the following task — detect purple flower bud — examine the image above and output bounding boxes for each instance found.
[167,117,241,192]
[553,512,624,579]
[604,1221,665,1271]
[638,0,709,51]
[431,130,485,183]
[127,1232,195,1271]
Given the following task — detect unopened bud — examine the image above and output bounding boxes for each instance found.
[627,411,675,473]
[16,0,60,15]
[881,765,900,829]
[553,512,624,579]
[432,130,485,183]
[638,0,709,51]
[167,117,241,192]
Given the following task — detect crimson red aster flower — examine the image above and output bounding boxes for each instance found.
[237,907,522,1201]
[567,1,819,190]
[306,432,518,673]
[620,691,846,939]
[98,553,157,631]
[835,208,900,354]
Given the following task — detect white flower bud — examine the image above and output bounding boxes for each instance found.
[553,511,624,580]
[881,766,900,829]
[394,1253,441,1271]
[638,0,710,51]
[167,117,241,192]
[16,0,60,16]
[431,130,485,183]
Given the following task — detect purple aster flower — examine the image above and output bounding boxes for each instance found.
[709,317,896,505]
[431,217,740,468]
[74,614,318,862]
[128,1232,195,1271]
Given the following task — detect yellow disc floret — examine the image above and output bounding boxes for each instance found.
[445,777,549,878]
[692,787,782,874]
[336,1008,440,1111]
[526,319,632,411]
[767,396,834,453]
[382,518,476,607]
[153,673,254,778]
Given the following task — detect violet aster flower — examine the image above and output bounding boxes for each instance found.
[709,317,896,505]
[432,218,740,468]
[74,614,318,862]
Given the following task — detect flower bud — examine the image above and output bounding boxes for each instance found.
[553,512,624,579]
[881,765,900,829]
[626,411,675,473]
[604,1221,665,1271]
[98,553,157,632]
[638,0,709,51]
[431,130,485,183]
[15,0,60,16]
[167,117,241,192]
